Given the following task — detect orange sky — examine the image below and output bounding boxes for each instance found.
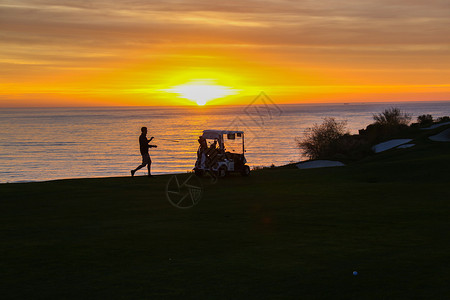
[1,0,450,106]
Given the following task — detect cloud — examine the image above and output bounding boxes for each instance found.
[1,0,449,103]
[2,2,449,50]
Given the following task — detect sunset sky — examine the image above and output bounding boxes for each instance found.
[1,0,450,106]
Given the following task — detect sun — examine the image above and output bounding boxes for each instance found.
[164,79,237,105]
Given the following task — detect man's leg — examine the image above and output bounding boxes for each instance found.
[147,157,152,177]
[131,162,145,176]
[134,162,147,171]
[131,155,148,176]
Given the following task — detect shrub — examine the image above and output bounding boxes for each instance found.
[330,134,371,161]
[437,116,450,123]
[373,107,411,126]
[417,114,433,126]
[297,118,348,160]
[359,107,413,144]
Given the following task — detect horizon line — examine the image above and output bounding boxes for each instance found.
[1,99,450,109]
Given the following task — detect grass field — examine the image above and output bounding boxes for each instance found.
[1,126,450,299]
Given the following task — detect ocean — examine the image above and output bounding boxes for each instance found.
[1,101,450,183]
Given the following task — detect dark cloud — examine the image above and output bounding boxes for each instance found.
[10,0,450,17]
[2,1,449,47]
[1,0,449,77]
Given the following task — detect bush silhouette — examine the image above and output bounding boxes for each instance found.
[297,118,348,160]
[417,114,433,126]
[437,116,450,123]
[359,107,412,144]
[373,107,411,126]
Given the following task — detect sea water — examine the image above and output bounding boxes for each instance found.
[1,101,450,183]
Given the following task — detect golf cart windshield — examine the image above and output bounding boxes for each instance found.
[201,130,244,154]
[223,133,243,154]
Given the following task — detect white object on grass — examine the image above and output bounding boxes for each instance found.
[420,121,450,130]
[372,139,412,153]
[396,143,415,149]
[297,160,345,169]
[429,128,450,142]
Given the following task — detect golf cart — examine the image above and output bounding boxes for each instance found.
[194,130,250,177]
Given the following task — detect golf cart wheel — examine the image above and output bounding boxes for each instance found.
[218,166,227,178]
[194,168,203,177]
[242,165,250,176]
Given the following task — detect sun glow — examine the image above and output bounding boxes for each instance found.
[164,80,237,105]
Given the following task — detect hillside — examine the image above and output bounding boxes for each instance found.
[1,125,450,299]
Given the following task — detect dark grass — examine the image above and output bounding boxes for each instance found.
[1,127,450,299]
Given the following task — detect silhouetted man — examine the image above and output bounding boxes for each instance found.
[197,136,207,168]
[131,127,156,177]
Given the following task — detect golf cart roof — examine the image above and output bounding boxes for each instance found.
[202,130,244,140]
